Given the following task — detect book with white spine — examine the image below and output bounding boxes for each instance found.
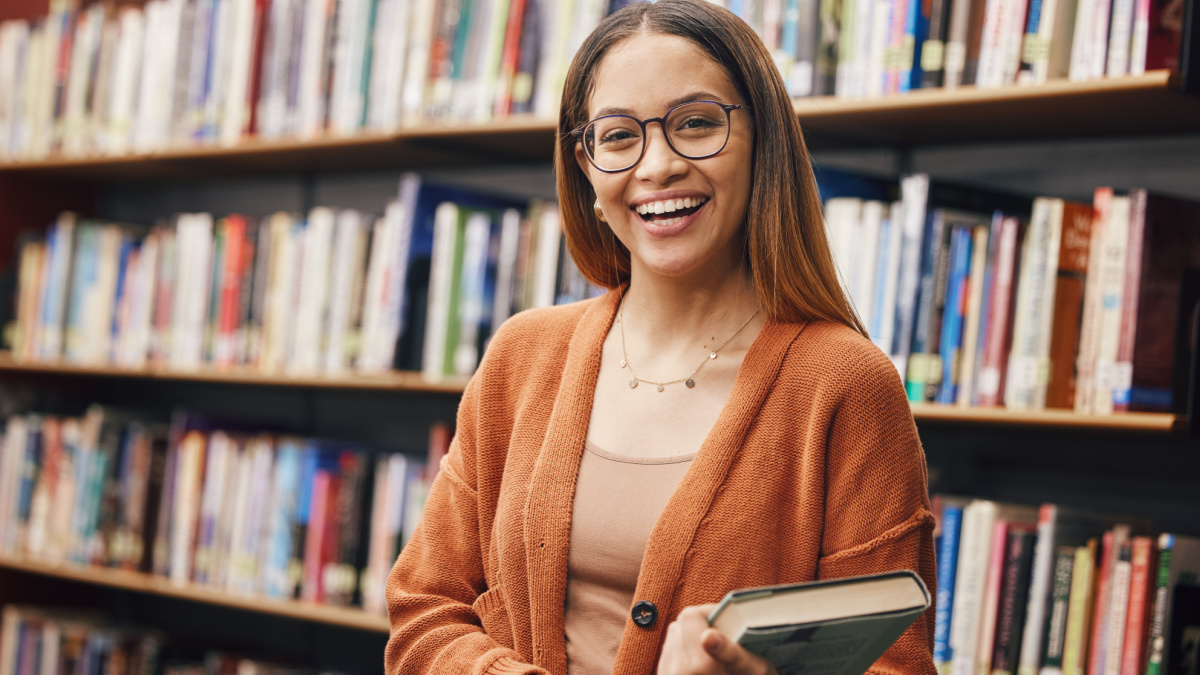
[104,8,145,155]
[220,0,258,146]
[296,0,331,138]
[454,211,493,376]
[856,201,885,329]
[400,0,438,124]
[874,201,905,355]
[324,209,370,375]
[1006,197,1062,410]
[290,207,334,374]
[492,208,523,333]
[1105,0,1135,75]
[1089,194,1130,415]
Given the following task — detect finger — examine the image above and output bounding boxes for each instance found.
[702,628,772,675]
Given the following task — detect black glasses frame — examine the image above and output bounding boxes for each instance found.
[570,101,750,174]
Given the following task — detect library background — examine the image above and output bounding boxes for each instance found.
[0,0,1199,673]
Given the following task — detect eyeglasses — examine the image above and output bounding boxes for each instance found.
[571,100,750,173]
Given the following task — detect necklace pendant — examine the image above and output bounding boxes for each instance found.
[629,379,638,389]
[657,384,664,392]
[619,359,626,368]
[709,351,717,360]
[685,378,695,388]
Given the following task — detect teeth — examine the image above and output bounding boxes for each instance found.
[635,197,708,215]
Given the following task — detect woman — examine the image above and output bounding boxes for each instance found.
[384,2,936,674]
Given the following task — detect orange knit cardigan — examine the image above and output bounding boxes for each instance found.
[384,289,937,675]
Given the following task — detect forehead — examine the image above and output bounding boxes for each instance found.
[588,32,741,119]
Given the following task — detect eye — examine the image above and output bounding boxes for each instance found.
[600,128,639,144]
[674,115,724,133]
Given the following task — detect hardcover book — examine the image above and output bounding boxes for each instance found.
[708,570,931,675]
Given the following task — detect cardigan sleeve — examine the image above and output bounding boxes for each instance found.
[816,347,938,675]
[383,373,549,675]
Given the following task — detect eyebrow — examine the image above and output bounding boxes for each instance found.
[593,91,724,118]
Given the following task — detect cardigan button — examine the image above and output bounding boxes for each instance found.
[631,601,658,627]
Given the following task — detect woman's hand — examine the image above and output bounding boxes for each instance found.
[657,605,779,675]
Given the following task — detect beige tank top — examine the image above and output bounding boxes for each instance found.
[564,441,696,675]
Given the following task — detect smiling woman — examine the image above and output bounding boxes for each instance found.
[383,3,937,675]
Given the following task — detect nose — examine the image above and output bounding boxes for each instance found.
[633,123,687,184]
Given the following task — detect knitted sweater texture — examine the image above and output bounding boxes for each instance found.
[384,289,937,675]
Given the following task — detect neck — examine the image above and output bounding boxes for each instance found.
[619,258,760,356]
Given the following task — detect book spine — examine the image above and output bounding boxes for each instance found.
[1006,198,1053,410]
[937,225,972,404]
[1045,202,1093,409]
[1118,536,1153,675]
[1090,195,1130,416]
[1062,540,1098,675]
[993,527,1037,675]
[935,503,966,674]
[1074,189,1110,413]
[1019,503,1059,675]
[906,209,946,402]
[1143,534,1172,675]
[979,518,1012,675]
[1040,547,1078,675]
[1110,189,1145,412]
[977,215,1019,407]
[1101,540,1133,675]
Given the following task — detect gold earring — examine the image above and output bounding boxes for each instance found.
[594,199,607,222]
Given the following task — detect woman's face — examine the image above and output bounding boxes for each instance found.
[576,32,754,281]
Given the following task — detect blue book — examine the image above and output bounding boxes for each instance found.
[264,440,302,599]
[936,225,972,404]
[901,0,929,92]
[933,503,965,671]
[905,209,946,401]
[289,443,319,598]
[65,223,99,362]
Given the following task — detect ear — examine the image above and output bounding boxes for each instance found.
[574,141,593,183]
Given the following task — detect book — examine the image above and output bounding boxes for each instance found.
[1062,540,1098,675]
[707,570,931,675]
[992,526,1038,675]
[1146,534,1200,675]
[936,500,968,674]
[1039,547,1078,675]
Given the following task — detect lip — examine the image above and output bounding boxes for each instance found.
[632,197,709,238]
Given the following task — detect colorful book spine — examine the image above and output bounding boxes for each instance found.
[935,502,965,674]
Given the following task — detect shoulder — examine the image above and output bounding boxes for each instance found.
[484,297,603,367]
[781,320,904,394]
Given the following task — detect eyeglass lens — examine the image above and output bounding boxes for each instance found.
[583,101,732,172]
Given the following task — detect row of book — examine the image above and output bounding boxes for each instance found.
[7,173,595,379]
[0,606,161,675]
[930,496,1199,675]
[824,174,1200,414]
[0,606,324,675]
[0,406,450,615]
[0,0,1190,162]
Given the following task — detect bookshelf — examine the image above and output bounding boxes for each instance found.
[0,72,1197,180]
[1,0,1199,673]
[0,350,1186,432]
[0,555,390,633]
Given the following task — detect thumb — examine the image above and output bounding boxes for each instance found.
[702,628,766,674]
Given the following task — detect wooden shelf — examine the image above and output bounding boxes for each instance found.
[0,351,468,393]
[1,351,1185,431]
[0,73,1195,181]
[794,70,1200,147]
[0,555,390,633]
[909,403,1185,433]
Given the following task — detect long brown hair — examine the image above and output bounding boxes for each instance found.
[555,0,867,337]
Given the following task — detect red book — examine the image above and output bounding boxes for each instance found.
[493,0,529,117]
[977,215,1021,407]
[1089,526,1132,675]
[302,471,330,603]
[245,0,271,136]
[979,519,1012,674]
[320,469,341,605]
[1120,536,1154,675]
[215,216,246,369]
[1045,201,1095,409]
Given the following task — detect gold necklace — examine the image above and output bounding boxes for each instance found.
[617,301,761,392]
